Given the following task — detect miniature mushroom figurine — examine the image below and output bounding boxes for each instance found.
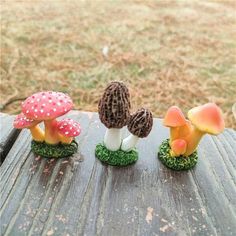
[13,113,45,142]
[21,91,73,144]
[163,106,187,142]
[121,108,153,151]
[98,81,131,151]
[57,118,81,144]
[184,103,225,156]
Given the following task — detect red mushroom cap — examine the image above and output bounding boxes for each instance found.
[13,113,39,129]
[163,106,186,127]
[57,118,81,137]
[21,91,73,120]
[188,103,225,135]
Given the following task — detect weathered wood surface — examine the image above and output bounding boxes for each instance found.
[0,113,20,164]
[0,111,235,236]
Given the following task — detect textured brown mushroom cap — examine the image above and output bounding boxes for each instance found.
[98,81,131,128]
[128,108,153,138]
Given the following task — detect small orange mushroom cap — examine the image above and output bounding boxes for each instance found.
[188,103,225,135]
[170,139,187,156]
[163,106,186,127]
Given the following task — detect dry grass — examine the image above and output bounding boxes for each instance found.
[1,0,236,128]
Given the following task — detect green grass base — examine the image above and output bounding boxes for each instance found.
[158,139,198,171]
[95,143,138,166]
[31,140,78,158]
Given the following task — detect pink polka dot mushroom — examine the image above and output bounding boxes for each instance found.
[21,91,73,144]
[13,113,45,142]
[57,118,81,144]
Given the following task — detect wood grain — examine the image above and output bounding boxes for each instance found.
[0,113,20,164]
[0,111,235,236]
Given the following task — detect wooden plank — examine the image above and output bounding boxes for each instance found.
[0,111,93,235]
[0,111,235,236]
[0,113,20,164]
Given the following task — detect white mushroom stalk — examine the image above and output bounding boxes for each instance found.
[121,134,139,152]
[121,108,153,152]
[104,128,122,151]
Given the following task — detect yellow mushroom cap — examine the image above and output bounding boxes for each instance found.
[188,103,225,135]
[163,106,186,127]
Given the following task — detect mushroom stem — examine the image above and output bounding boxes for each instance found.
[59,134,73,144]
[29,125,45,142]
[184,127,204,156]
[170,127,179,143]
[44,119,60,144]
[121,134,139,152]
[104,128,122,151]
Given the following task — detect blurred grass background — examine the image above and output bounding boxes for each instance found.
[1,0,236,128]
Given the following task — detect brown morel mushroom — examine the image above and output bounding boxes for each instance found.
[121,108,153,151]
[98,81,131,151]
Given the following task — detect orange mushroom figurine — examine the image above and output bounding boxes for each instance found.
[13,91,81,158]
[158,103,225,170]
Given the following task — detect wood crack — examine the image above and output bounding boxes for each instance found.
[0,129,21,165]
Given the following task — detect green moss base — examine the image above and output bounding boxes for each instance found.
[158,139,198,171]
[95,143,138,166]
[31,140,78,158]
